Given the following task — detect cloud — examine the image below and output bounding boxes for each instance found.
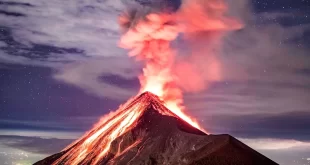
[239,137,310,165]
[196,111,310,141]
[0,135,73,155]
[0,0,125,57]
[0,116,101,132]
[219,23,310,83]
[0,41,7,47]
[239,138,310,150]
[0,130,79,164]
[0,50,58,67]
[0,0,142,100]
[184,79,310,117]
[0,130,82,139]
[53,57,140,100]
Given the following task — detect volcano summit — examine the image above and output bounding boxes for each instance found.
[35,92,278,165]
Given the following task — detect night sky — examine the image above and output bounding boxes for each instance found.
[0,0,310,165]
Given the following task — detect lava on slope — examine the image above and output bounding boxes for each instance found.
[35,92,278,165]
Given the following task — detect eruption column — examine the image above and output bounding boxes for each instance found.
[120,12,203,131]
[51,0,244,164]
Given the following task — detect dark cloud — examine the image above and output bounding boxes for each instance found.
[204,111,310,141]
[135,0,181,12]
[0,118,93,132]
[0,135,73,154]
[99,73,140,89]
[0,1,33,7]
[0,10,25,17]
[0,26,84,61]
[296,68,310,75]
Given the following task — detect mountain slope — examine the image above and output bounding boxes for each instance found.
[34,92,278,165]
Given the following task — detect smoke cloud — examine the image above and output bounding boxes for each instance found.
[119,3,184,112]
[174,0,243,92]
[120,0,242,95]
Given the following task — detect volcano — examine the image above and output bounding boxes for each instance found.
[34,92,278,165]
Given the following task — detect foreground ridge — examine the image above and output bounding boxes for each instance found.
[34,92,278,165]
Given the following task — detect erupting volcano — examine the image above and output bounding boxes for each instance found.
[35,92,277,165]
[35,1,278,165]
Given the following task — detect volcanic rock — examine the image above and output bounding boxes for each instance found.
[34,92,278,165]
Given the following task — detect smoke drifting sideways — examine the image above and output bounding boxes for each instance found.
[119,0,242,104]
[175,0,243,92]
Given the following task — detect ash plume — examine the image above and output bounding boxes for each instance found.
[119,0,242,101]
[175,0,243,92]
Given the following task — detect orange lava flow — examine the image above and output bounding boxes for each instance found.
[53,95,152,165]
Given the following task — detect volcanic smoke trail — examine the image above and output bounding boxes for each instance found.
[119,11,200,129]
[52,1,241,165]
